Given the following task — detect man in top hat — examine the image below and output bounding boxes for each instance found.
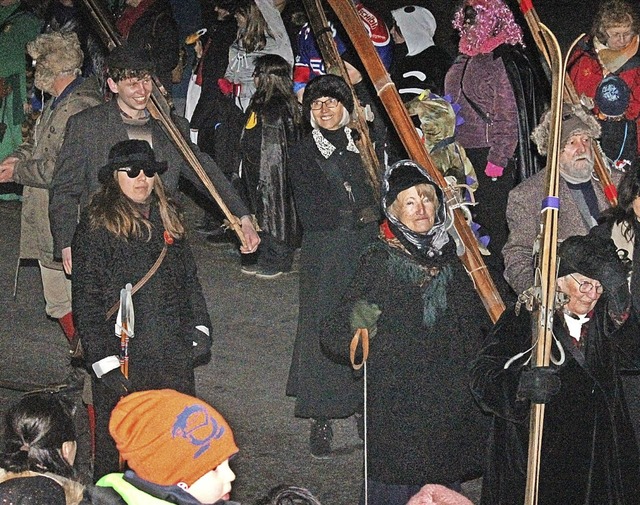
[472,233,640,505]
[49,43,259,275]
[96,389,239,504]
[503,102,621,295]
[0,31,102,354]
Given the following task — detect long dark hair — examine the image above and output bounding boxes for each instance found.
[0,394,76,479]
[87,172,185,241]
[600,163,640,241]
[249,54,302,137]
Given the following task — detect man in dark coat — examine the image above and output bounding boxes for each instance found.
[472,233,640,504]
[49,44,260,276]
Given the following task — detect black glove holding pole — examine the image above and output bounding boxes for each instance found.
[101,369,132,396]
[517,366,561,404]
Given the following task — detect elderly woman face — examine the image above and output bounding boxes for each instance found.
[117,167,155,204]
[557,273,603,315]
[605,22,636,50]
[391,184,437,234]
[310,96,347,131]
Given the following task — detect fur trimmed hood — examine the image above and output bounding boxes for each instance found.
[531,102,602,156]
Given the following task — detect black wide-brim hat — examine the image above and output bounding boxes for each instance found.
[557,233,623,280]
[98,140,167,184]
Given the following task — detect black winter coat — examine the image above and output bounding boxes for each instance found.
[72,203,211,475]
[321,238,491,485]
[285,128,379,418]
[472,304,640,505]
[72,204,211,386]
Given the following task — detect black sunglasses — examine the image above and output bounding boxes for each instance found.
[117,166,158,178]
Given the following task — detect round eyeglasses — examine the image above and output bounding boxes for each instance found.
[569,274,604,294]
[310,98,339,110]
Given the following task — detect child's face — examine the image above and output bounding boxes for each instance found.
[187,459,236,504]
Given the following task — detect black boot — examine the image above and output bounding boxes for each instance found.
[309,418,333,458]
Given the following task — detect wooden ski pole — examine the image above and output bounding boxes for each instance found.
[518,0,618,207]
[326,0,505,323]
[78,0,247,247]
[302,0,381,195]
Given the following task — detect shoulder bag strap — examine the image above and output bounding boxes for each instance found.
[459,57,493,125]
[105,244,168,320]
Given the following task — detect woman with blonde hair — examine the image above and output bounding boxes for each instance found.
[72,139,212,479]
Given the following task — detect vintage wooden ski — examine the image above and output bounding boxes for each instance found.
[522,23,569,505]
[325,0,505,322]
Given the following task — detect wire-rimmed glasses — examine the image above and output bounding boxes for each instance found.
[569,274,604,294]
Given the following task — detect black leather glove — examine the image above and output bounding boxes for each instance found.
[517,366,561,404]
[101,369,132,396]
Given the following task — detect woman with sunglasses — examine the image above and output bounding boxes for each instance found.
[286,74,381,458]
[71,139,212,479]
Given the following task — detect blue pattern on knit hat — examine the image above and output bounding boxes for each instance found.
[172,404,226,459]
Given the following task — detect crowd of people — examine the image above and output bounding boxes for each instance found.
[3,0,640,504]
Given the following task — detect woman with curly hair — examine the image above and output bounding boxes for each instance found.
[72,139,212,479]
[568,0,640,169]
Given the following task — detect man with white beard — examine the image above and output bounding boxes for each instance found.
[502,102,621,295]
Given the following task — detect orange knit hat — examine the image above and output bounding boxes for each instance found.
[109,389,239,486]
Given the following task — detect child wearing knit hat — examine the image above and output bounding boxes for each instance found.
[95,389,239,505]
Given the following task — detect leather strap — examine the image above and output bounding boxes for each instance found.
[105,244,168,320]
[350,328,369,370]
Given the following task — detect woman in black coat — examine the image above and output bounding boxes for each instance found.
[238,54,302,277]
[321,160,491,505]
[285,75,380,457]
[72,140,212,480]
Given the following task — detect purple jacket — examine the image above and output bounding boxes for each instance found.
[444,52,518,168]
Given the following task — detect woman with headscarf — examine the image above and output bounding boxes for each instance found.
[568,0,640,170]
[321,159,490,505]
[285,74,381,458]
[72,139,212,479]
